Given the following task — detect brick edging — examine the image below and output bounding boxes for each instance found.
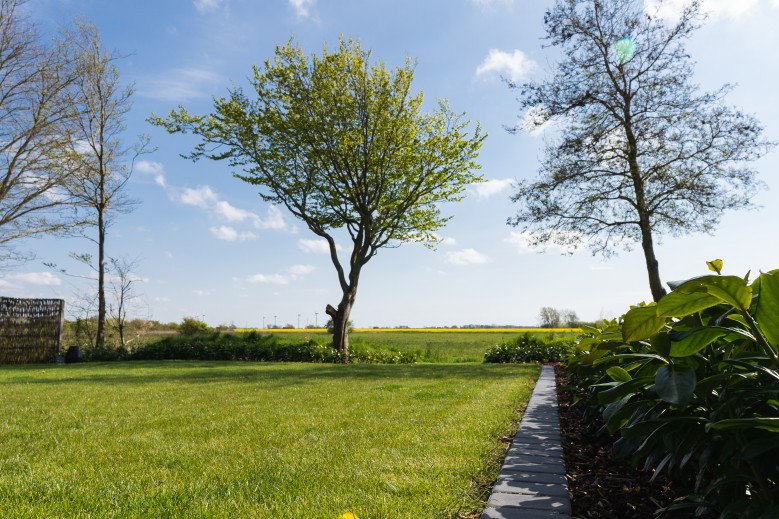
[480,365,571,518]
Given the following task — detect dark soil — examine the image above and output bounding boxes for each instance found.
[554,365,695,519]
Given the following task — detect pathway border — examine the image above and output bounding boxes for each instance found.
[480,365,571,519]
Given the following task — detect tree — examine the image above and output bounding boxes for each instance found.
[538,306,561,328]
[509,0,773,302]
[0,0,82,264]
[560,308,579,328]
[152,38,484,357]
[62,22,149,348]
[107,256,143,348]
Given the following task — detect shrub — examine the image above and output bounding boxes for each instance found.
[483,333,572,363]
[128,332,416,364]
[178,317,210,336]
[567,263,779,517]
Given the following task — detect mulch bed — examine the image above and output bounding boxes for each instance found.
[554,365,695,519]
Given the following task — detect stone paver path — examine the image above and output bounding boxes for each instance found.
[481,365,571,518]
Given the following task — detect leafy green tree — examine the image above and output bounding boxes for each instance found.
[151,38,484,356]
[509,0,773,302]
[178,317,210,336]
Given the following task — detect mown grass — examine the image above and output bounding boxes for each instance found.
[0,361,539,518]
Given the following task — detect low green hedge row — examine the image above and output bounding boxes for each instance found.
[483,333,572,363]
[85,332,417,364]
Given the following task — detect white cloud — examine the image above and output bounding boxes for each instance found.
[473,178,513,200]
[504,230,581,254]
[178,185,287,232]
[289,0,316,18]
[210,225,257,242]
[180,186,218,207]
[287,264,315,276]
[256,205,287,231]
[245,264,315,285]
[298,238,341,254]
[476,49,536,83]
[139,68,221,102]
[644,0,760,21]
[193,0,227,14]
[446,248,490,266]
[192,289,211,296]
[6,272,62,286]
[136,160,167,187]
[214,200,255,223]
[247,273,290,285]
[470,0,516,11]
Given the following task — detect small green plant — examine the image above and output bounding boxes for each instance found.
[483,333,571,363]
[568,261,779,517]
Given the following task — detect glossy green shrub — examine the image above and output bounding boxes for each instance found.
[483,333,572,363]
[568,264,779,518]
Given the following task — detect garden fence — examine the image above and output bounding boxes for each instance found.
[0,297,64,363]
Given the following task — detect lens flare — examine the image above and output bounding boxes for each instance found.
[613,37,635,64]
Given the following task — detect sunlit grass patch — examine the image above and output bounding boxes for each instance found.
[0,362,538,517]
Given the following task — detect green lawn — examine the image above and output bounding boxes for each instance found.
[0,361,539,518]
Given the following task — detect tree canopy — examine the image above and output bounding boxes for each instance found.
[152,37,484,354]
[0,0,80,264]
[509,0,773,301]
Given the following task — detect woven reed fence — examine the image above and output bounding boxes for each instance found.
[0,297,64,364]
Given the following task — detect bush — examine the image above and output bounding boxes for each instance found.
[567,263,779,517]
[128,332,416,364]
[178,317,210,336]
[483,333,572,363]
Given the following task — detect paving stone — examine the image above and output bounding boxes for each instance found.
[491,478,569,498]
[482,365,571,518]
[497,469,568,485]
[481,506,570,519]
[487,492,571,514]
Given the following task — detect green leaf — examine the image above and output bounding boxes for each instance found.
[650,332,671,357]
[708,417,779,433]
[725,313,749,328]
[706,259,723,274]
[701,276,752,311]
[754,270,779,348]
[654,366,696,406]
[622,306,667,342]
[669,328,729,357]
[672,275,752,311]
[656,290,722,318]
[606,366,632,382]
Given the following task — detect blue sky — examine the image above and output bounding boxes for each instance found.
[3,0,779,328]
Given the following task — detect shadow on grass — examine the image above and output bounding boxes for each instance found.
[0,361,540,388]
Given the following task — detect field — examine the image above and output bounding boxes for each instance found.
[0,361,539,518]
[241,328,581,363]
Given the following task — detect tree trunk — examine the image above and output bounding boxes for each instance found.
[326,291,355,360]
[639,221,667,302]
[96,207,106,349]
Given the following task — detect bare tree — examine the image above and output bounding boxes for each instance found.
[107,256,143,348]
[538,307,561,328]
[0,0,82,264]
[509,0,774,301]
[62,21,149,348]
